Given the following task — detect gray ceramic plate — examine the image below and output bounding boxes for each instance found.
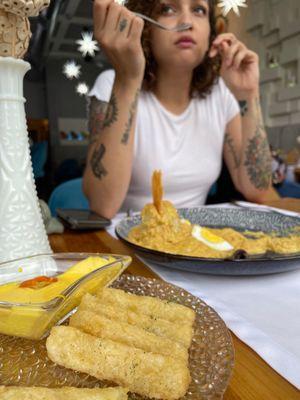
[115,207,300,276]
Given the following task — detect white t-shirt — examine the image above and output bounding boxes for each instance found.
[89,69,239,212]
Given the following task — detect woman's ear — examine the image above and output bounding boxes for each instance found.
[215,15,228,34]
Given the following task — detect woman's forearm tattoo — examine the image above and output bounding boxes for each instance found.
[88,94,118,145]
[231,97,272,189]
[243,104,272,189]
[88,97,108,144]
[239,100,248,117]
[103,93,118,128]
[90,143,108,180]
[121,89,140,145]
[224,132,240,169]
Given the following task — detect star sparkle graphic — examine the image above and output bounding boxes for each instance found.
[76,82,89,96]
[218,0,247,16]
[62,60,81,79]
[76,32,99,58]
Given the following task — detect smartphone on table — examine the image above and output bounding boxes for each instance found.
[56,208,111,230]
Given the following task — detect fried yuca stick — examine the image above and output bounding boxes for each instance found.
[80,294,193,348]
[97,288,195,325]
[46,326,191,400]
[69,310,188,363]
[0,386,128,400]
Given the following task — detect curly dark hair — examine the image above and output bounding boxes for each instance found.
[125,0,221,98]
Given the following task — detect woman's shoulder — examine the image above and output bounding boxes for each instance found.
[204,77,240,123]
[89,69,115,101]
[200,77,237,109]
[94,69,115,87]
[209,77,231,98]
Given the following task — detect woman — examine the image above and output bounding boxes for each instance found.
[83,0,272,219]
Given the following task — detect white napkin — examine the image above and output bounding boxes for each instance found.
[108,209,300,389]
[234,200,300,218]
[141,260,300,390]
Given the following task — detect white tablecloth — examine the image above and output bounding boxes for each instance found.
[108,207,300,389]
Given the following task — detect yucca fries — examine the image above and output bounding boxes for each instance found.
[0,386,128,400]
[46,326,191,400]
[79,293,193,348]
[69,310,188,362]
[97,288,195,325]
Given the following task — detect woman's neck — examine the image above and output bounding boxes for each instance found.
[153,67,193,115]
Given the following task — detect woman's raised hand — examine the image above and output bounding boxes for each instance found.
[209,33,260,98]
[93,0,145,83]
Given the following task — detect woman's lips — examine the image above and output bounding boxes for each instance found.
[175,37,196,49]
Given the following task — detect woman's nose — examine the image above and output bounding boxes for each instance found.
[178,10,193,28]
[180,9,193,24]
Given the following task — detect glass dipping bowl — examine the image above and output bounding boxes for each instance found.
[0,253,131,340]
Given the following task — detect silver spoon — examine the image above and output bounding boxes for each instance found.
[90,1,192,32]
[134,12,192,32]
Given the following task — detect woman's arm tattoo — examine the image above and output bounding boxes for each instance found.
[239,100,248,117]
[243,100,272,189]
[119,18,128,32]
[90,143,108,180]
[224,132,240,169]
[121,89,140,145]
[88,94,118,145]
[88,97,108,144]
[103,93,118,128]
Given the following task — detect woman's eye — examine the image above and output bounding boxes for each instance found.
[160,4,176,15]
[194,5,208,15]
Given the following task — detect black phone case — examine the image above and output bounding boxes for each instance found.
[56,209,111,230]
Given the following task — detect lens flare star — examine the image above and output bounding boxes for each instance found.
[76,82,89,96]
[76,32,99,57]
[218,0,247,16]
[62,60,81,80]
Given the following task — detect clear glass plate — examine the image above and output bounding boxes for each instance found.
[0,274,234,400]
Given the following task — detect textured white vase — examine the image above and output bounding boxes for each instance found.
[0,56,52,263]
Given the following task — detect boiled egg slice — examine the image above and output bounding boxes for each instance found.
[192,225,233,252]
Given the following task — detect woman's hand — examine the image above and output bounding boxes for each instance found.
[94,0,145,83]
[209,33,259,98]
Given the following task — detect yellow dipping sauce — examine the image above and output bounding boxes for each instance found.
[0,256,128,340]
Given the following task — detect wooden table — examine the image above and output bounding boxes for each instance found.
[264,197,300,214]
[49,199,300,400]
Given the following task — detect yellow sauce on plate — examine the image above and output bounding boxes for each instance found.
[0,256,126,339]
[128,201,300,258]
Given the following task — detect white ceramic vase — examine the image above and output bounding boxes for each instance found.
[0,56,52,263]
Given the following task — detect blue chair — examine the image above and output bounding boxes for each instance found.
[48,178,89,216]
[208,182,217,196]
[275,180,300,199]
[30,141,48,179]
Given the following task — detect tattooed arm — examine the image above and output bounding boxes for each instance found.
[83,0,145,218]
[210,33,272,202]
[223,93,272,202]
[83,78,141,219]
